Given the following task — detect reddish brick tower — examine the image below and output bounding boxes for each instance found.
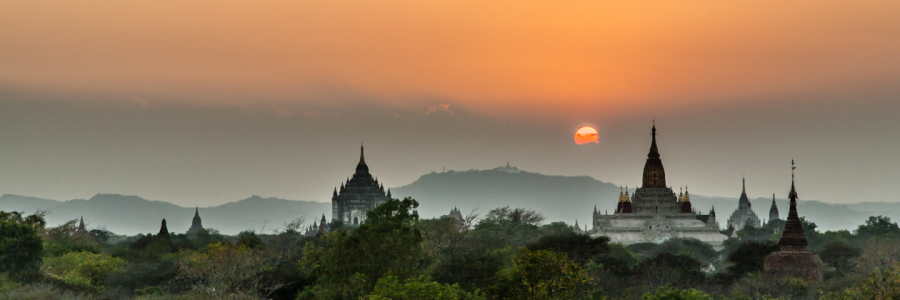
[763,160,823,281]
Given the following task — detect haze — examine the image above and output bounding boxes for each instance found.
[1,1,899,207]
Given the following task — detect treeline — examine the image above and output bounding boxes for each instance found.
[3,199,900,299]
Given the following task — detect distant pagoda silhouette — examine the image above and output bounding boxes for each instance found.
[763,160,823,281]
[158,218,170,238]
[331,144,390,226]
[186,207,203,234]
[768,193,780,222]
[75,216,88,236]
[727,178,761,231]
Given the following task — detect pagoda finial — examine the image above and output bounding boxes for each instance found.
[649,121,659,157]
[194,207,199,218]
[742,177,746,194]
[360,143,366,164]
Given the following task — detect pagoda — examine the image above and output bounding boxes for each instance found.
[726,178,762,230]
[186,207,204,234]
[591,123,727,249]
[331,144,390,225]
[763,160,823,281]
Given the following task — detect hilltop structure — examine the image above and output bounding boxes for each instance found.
[726,178,761,230]
[332,145,391,226]
[186,207,203,234]
[591,124,728,249]
[764,161,823,281]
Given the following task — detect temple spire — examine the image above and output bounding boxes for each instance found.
[641,122,667,188]
[742,177,746,194]
[649,121,659,158]
[360,143,366,164]
[778,159,808,251]
[355,144,370,174]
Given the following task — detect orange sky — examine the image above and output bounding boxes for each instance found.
[3,1,899,115]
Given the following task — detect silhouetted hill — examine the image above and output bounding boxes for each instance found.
[392,166,891,232]
[391,166,622,227]
[0,194,330,235]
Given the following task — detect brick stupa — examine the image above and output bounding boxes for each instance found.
[763,161,823,281]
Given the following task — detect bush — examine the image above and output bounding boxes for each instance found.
[42,251,126,289]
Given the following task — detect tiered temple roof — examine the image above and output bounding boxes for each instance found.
[187,207,204,234]
[591,123,727,249]
[727,178,761,230]
[331,145,390,225]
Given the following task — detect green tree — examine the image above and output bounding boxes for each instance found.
[179,243,268,297]
[42,251,125,288]
[636,253,705,291]
[364,276,485,300]
[823,265,900,300]
[299,198,423,299]
[430,246,511,291]
[0,211,44,274]
[725,241,780,280]
[472,207,544,250]
[539,222,575,236]
[642,284,712,300]
[236,230,264,249]
[489,248,593,300]
[819,240,860,276]
[856,216,900,239]
[527,233,637,275]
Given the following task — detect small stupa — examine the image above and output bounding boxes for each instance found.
[75,216,88,236]
[158,219,170,238]
[763,160,823,281]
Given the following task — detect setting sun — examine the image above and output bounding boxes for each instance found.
[574,126,599,145]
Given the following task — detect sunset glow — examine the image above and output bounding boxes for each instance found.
[3,1,900,115]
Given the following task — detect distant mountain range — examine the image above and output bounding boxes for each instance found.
[393,166,890,232]
[1,165,894,234]
[0,194,330,235]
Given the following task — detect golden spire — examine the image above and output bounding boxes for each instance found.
[683,185,690,202]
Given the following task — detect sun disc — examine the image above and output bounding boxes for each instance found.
[574,126,599,145]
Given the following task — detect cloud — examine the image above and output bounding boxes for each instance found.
[425,103,453,116]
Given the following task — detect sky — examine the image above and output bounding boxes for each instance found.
[1,1,899,207]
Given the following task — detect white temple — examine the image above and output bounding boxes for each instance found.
[591,124,729,250]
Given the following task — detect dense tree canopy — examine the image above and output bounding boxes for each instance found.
[0,211,44,274]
